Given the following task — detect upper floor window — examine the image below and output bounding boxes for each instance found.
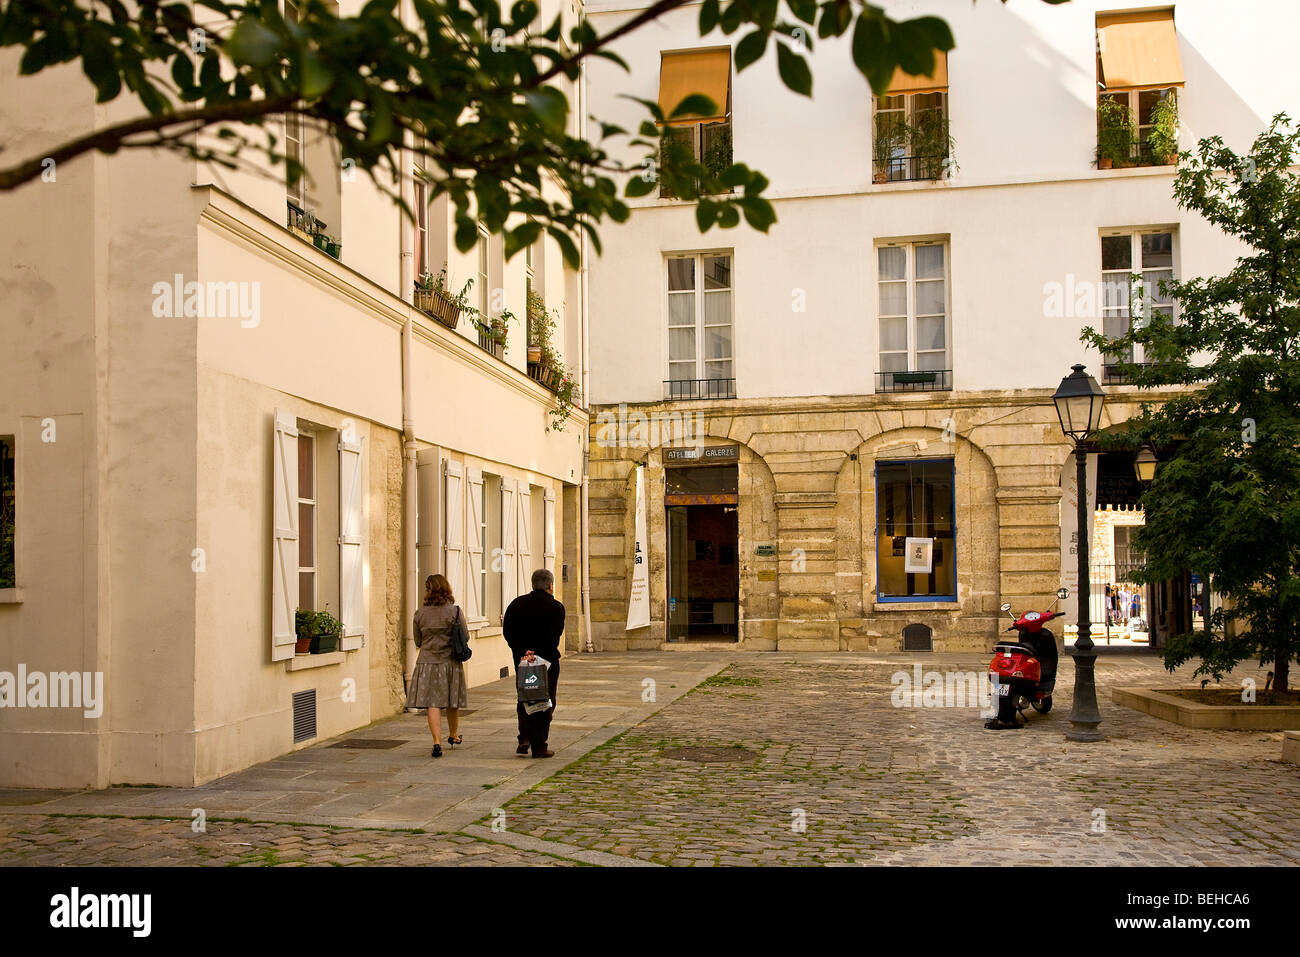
[872,53,950,183]
[876,241,951,392]
[414,174,430,281]
[666,253,734,399]
[283,0,342,258]
[297,430,317,610]
[476,221,490,317]
[1100,228,1176,381]
[657,48,732,198]
[1096,9,1184,168]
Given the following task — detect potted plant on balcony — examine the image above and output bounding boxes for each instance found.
[1096,96,1134,169]
[1147,95,1179,166]
[526,291,547,365]
[872,118,908,184]
[908,109,955,181]
[473,307,513,359]
[415,267,472,330]
[547,363,581,432]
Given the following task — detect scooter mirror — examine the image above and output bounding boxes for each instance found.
[999,602,1012,613]
[1057,587,1069,600]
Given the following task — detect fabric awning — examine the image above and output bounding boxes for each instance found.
[658,48,731,126]
[886,51,948,96]
[1097,8,1184,91]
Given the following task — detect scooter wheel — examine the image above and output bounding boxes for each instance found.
[1031,695,1053,714]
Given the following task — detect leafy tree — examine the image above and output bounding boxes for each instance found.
[1082,114,1300,693]
[0,0,1063,262]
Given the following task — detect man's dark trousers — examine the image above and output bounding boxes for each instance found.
[518,661,559,756]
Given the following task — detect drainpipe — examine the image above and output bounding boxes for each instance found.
[400,126,419,687]
[579,35,595,654]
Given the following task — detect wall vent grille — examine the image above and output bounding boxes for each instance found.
[292,689,317,743]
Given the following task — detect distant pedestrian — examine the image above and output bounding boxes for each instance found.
[503,569,566,758]
[406,574,468,758]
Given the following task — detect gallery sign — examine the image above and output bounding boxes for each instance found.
[665,445,738,465]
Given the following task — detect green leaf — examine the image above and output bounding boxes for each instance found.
[227,17,282,67]
[699,0,721,34]
[669,93,718,119]
[776,42,812,96]
[454,215,479,253]
[695,201,714,233]
[300,50,333,99]
[504,220,543,259]
[853,13,894,94]
[524,85,569,130]
[788,0,817,24]
[735,29,768,70]
[625,174,657,198]
[548,226,580,269]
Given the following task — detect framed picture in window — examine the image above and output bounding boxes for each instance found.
[904,537,933,574]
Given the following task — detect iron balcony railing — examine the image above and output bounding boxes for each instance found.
[873,154,949,184]
[663,377,737,400]
[1103,361,1147,384]
[876,369,952,393]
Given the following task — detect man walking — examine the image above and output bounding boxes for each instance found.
[503,569,566,758]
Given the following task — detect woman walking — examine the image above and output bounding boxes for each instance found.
[406,573,468,757]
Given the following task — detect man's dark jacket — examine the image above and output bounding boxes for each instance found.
[503,588,566,663]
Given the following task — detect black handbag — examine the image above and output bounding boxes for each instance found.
[450,606,473,662]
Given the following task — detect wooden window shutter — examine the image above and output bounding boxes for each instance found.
[271,409,299,662]
[517,483,532,594]
[500,479,518,608]
[338,431,365,650]
[544,488,557,574]
[443,460,464,605]
[465,467,484,620]
[416,447,441,588]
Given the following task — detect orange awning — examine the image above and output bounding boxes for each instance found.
[886,51,948,95]
[658,48,731,126]
[1098,8,1184,91]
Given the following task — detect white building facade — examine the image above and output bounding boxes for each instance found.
[582,0,1293,652]
[0,0,590,788]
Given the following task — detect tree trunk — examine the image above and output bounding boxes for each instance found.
[1274,653,1289,693]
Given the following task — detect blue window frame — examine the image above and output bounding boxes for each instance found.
[875,457,957,602]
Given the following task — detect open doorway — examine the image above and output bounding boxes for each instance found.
[665,464,739,642]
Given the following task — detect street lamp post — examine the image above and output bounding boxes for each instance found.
[1053,364,1106,742]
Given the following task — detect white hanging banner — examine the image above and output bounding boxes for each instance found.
[626,465,650,630]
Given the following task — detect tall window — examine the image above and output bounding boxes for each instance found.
[666,253,734,399]
[414,176,430,281]
[873,91,949,182]
[656,48,732,198]
[297,432,317,610]
[1096,9,1183,167]
[0,436,14,589]
[477,221,490,317]
[876,459,956,601]
[1100,229,1175,378]
[876,241,950,391]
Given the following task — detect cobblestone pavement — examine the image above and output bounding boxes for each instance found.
[494,655,1300,866]
[0,814,578,866]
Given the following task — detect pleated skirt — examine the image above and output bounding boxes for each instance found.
[406,659,468,710]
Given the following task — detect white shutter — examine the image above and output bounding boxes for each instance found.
[338,432,366,650]
[544,488,557,574]
[443,460,464,605]
[517,483,533,593]
[271,409,299,662]
[500,479,517,608]
[465,468,484,620]
[416,447,440,587]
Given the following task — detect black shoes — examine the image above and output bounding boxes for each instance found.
[516,742,530,755]
[431,744,443,758]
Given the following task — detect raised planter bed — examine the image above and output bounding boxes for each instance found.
[1113,686,1300,730]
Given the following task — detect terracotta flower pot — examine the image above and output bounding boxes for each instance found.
[527,345,542,364]
[1098,157,1113,170]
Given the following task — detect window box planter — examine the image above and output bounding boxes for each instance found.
[326,240,342,260]
[296,608,343,656]
[313,233,330,252]
[310,632,340,654]
[414,286,461,329]
[892,370,938,384]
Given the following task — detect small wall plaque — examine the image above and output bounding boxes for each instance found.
[754,544,777,557]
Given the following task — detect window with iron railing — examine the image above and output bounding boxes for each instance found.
[666,253,734,399]
[876,241,951,391]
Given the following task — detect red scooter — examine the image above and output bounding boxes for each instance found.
[984,587,1068,729]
